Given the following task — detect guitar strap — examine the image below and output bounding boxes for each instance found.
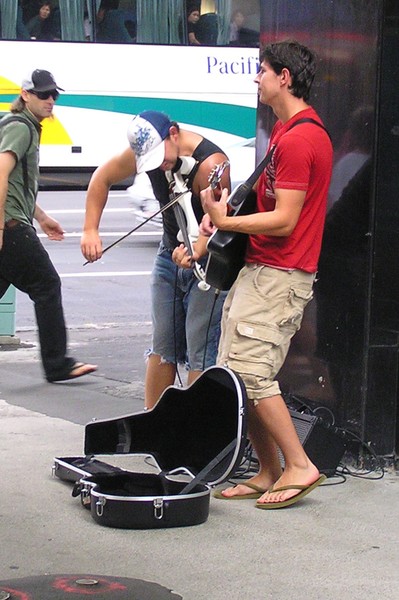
[244,117,331,191]
[178,439,237,495]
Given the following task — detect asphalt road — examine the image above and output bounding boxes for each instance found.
[17,189,161,330]
[5,189,163,422]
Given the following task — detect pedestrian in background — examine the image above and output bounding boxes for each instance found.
[0,69,97,382]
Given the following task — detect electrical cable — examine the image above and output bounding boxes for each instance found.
[285,392,336,427]
[172,263,184,388]
[201,289,220,372]
[335,427,385,479]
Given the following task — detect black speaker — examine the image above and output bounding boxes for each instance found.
[279,410,347,477]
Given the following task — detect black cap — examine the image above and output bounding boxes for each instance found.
[21,69,64,92]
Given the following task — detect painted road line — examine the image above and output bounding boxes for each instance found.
[46,208,133,214]
[38,231,161,238]
[59,271,152,278]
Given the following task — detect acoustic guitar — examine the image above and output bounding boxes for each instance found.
[205,118,330,291]
[205,182,259,291]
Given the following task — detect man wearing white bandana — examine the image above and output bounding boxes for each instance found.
[81,111,230,408]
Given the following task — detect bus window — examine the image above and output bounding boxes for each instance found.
[92,1,136,43]
[0,2,259,186]
[2,1,259,47]
[182,1,259,47]
[228,5,260,47]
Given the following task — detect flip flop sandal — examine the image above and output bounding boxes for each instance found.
[213,481,268,500]
[255,474,327,509]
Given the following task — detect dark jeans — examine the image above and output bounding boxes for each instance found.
[0,223,75,381]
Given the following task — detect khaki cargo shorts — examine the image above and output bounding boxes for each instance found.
[217,263,315,402]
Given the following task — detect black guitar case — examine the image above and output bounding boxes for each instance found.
[53,366,247,529]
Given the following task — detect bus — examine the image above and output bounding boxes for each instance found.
[0,1,260,188]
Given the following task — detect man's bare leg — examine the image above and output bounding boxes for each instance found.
[187,369,201,386]
[217,401,283,498]
[255,394,320,505]
[144,354,176,409]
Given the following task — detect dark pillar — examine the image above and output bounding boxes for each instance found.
[258,0,399,462]
[365,2,399,459]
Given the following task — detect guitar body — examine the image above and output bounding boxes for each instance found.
[205,188,257,290]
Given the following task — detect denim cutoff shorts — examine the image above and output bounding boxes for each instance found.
[149,244,226,370]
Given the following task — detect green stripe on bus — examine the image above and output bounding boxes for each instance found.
[69,96,255,137]
[0,94,255,138]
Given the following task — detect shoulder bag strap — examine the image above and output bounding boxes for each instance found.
[0,116,35,197]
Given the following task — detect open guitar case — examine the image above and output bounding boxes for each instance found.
[53,366,247,529]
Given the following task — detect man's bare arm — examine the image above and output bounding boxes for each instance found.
[201,186,306,237]
[34,204,64,240]
[81,147,137,262]
[193,153,231,197]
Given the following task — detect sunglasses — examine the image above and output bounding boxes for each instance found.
[29,89,60,101]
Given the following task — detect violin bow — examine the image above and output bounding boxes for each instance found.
[83,189,189,266]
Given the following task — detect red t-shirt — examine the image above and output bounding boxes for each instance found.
[246,107,333,273]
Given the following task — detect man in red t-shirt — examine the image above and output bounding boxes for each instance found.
[200,40,333,509]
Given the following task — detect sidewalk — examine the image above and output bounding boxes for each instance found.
[1,326,399,600]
